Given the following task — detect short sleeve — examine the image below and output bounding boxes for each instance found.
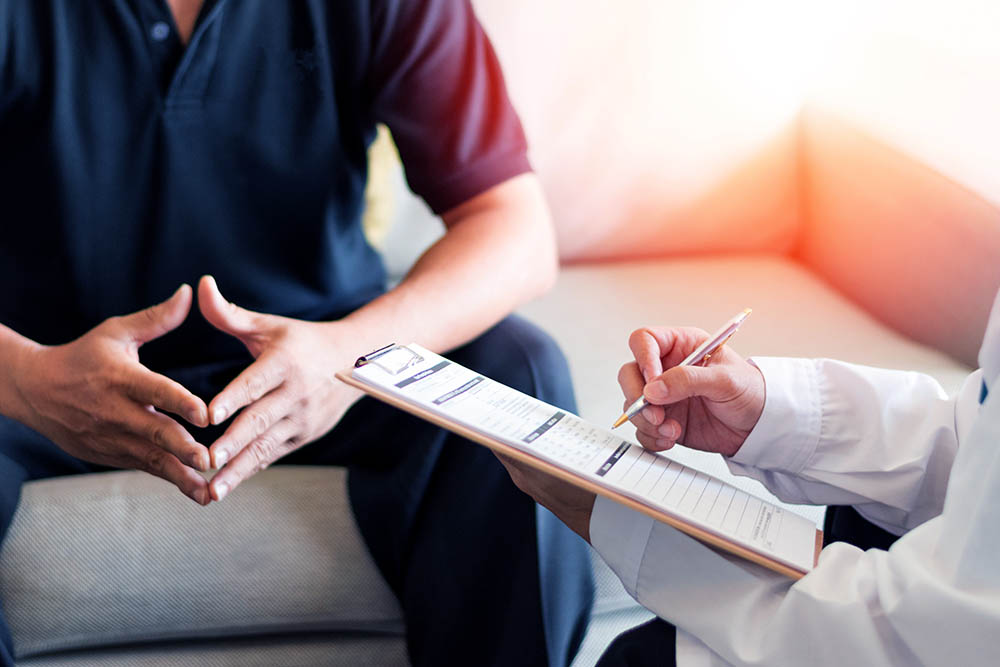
[366,0,531,214]
[0,7,13,116]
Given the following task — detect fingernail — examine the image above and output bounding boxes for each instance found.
[212,407,227,425]
[658,423,677,438]
[655,438,670,449]
[214,448,229,469]
[641,406,657,423]
[214,481,230,501]
[646,380,669,401]
[190,404,209,426]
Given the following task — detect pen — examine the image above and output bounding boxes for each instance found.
[612,308,752,429]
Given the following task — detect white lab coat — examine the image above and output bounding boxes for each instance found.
[590,290,1000,666]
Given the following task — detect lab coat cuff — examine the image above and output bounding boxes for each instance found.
[729,357,821,474]
[590,495,655,600]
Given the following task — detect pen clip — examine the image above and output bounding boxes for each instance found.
[699,332,737,366]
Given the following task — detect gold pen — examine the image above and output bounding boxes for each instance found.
[612,308,752,428]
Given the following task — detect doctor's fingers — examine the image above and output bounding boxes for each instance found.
[646,364,746,406]
[618,361,665,427]
[627,328,666,382]
[635,428,678,452]
[627,327,712,377]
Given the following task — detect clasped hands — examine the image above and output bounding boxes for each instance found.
[11,276,362,505]
[494,326,767,543]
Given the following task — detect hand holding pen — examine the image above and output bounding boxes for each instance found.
[614,310,766,458]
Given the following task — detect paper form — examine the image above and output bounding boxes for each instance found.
[351,344,817,574]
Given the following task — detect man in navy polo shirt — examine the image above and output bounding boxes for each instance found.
[0,1,592,665]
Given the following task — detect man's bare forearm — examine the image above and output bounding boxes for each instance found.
[0,323,41,425]
[337,173,559,356]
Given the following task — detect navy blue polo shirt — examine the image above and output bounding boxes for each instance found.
[0,1,530,374]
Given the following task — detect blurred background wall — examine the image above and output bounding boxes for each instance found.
[379,0,1000,363]
[472,0,1000,362]
[473,0,1000,256]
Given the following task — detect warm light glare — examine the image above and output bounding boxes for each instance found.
[468,1,1000,259]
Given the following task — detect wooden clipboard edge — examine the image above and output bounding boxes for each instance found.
[337,369,818,580]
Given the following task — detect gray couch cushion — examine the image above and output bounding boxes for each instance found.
[16,635,407,667]
[0,467,403,659]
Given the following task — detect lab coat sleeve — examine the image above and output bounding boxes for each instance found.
[725,357,981,534]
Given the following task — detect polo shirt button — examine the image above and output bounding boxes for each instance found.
[150,21,171,41]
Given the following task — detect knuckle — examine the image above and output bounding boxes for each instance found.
[103,315,125,334]
[672,367,692,389]
[142,304,161,325]
[142,447,168,474]
[248,436,274,466]
[719,371,740,396]
[635,420,656,435]
[107,363,128,384]
[285,411,304,431]
[269,350,292,374]
[245,373,268,402]
[89,369,116,395]
[247,408,271,436]
[147,381,169,407]
[148,422,169,448]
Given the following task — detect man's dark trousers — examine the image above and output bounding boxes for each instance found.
[0,315,593,667]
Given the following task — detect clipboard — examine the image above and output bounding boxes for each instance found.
[338,345,822,580]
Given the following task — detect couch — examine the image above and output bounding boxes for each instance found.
[4,1,1000,664]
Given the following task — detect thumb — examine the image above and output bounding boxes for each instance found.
[118,284,192,344]
[644,364,740,406]
[197,275,261,340]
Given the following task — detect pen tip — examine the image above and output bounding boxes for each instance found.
[611,414,628,429]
